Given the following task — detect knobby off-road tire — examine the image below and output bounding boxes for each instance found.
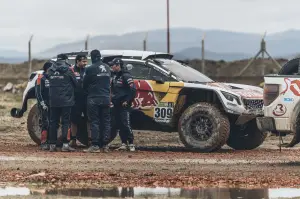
[286,114,300,147]
[27,103,42,145]
[27,103,62,145]
[178,102,230,152]
[27,103,118,146]
[226,119,267,150]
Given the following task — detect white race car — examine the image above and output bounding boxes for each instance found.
[11,50,267,152]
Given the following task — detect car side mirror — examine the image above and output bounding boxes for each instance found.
[153,76,165,84]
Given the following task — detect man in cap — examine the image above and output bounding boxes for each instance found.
[110,58,137,152]
[35,61,53,150]
[83,49,111,153]
[47,54,78,152]
[69,54,90,147]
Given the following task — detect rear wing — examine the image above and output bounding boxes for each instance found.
[144,54,173,60]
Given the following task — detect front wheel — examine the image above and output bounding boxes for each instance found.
[226,119,267,150]
[178,102,230,152]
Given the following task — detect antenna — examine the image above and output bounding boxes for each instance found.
[166,0,170,53]
[201,32,205,73]
[28,34,34,76]
[236,30,281,76]
[143,32,148,51]
[85,34,90,50]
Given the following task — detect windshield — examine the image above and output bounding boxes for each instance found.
[67,58,92,66]
[155,59,213,82]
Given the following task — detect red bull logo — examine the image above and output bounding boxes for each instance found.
[132,80,159,108]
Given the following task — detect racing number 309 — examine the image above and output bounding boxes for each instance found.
[154,107,173,119]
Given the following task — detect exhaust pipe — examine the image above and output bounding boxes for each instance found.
[10,108,24,118]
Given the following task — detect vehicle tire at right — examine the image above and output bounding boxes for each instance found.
[178,102,230,152]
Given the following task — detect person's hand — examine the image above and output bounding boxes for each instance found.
[42,104,48,111]
[122,101,128,107]
[40,101,48,111]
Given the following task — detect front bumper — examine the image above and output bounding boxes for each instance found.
[256,116,293,133]
[256,116,276,132]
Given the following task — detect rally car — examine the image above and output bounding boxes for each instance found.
[11,50,267,152]
[256,57,300,147]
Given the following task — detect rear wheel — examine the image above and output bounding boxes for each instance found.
[178,102,230,152]
[27,103,117,146]
[27,104,42,145]
[27,103,62,145]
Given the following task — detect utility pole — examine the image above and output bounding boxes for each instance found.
[85,34,89,50]
[166,0,170,53]
[201,32,206,74]
[143,32,148,51]
[236,31,281,76]
[28,35,33,76]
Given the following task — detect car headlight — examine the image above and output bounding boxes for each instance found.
[221,91,241,105]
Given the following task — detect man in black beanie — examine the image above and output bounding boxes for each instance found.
[83,49,111,153]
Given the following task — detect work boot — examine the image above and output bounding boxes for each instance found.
[69,139,77,148]
[128,144,136,152]
[115,143,127,151]
[88,138,92,147]
[61,143,76,152]
[40,143,49,151]
[49,144,57,152]
[102,145,110,153]
[83,145,101,153]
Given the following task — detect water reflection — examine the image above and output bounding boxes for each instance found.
[1,186,300,198]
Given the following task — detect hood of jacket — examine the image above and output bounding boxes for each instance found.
[50,60,70,73]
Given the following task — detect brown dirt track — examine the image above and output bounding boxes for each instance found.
[1,92,300,190]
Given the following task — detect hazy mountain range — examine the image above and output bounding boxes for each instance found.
[2,27,300,63]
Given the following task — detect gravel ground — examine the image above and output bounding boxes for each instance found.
[1,92,300,191]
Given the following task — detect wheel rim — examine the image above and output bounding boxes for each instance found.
[190,114,214,141]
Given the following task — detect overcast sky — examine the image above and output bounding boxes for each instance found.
[0,0,298,53]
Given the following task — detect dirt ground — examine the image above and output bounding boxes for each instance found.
[1,92,300,191]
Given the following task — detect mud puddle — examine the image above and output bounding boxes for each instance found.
[1,186,300,199]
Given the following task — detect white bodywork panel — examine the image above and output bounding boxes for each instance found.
[263,76,300,132]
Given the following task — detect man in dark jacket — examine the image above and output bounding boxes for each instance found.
[69,54,89,147]
[110,58,137,152]
[48,54,78,152]
[35,61,53,150]
[83,49,111,153]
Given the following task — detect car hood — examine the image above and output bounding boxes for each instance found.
[206,82,263,99]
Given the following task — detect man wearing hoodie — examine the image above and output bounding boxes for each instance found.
[35,61,53,150]
[47,54,78,152]
[110,58,137,152]
[83,49,111,153]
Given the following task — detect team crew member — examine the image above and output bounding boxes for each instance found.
[110,58,137,152]
[69,54,89,147]
[35,61,53,150]
[48,54,78,152]
[83,49,111,153]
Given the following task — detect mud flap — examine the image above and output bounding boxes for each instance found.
[235,114,257,125]
[255,117,276,131]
